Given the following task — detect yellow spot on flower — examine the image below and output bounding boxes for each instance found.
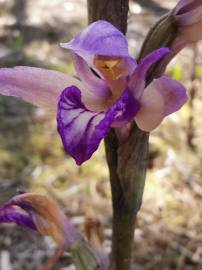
[94,56,128,80]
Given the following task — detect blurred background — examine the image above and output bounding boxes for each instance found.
[0,0,202,269]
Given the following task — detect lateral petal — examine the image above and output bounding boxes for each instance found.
[0,66,82,110]
[129,48,170,99]
[135,77,188,131]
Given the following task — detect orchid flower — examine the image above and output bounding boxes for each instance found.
[0,193,109,270]
[0,21,188,165]
[0,193,80,249]
[172,0,202,52]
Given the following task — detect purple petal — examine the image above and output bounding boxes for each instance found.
[72,53,111,98]
[174,0,201,14]
[129,48,170,99]
[0,66,82,110]
[135,77,188,131]
[61,20,130,58]
[160,77,189,116]
[176,6,202,25]
[0,204,36,230]
[111,91,140,127]
[57,86,140,165]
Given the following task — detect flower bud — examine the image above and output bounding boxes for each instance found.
[138,0,202,80]
[172,0,202,51]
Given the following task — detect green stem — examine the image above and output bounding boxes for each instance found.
[105,127,149,270]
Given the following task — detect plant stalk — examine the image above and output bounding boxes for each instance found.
[87,1,179,269]
[87,2,148,269]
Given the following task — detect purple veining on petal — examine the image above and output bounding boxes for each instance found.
[57,86,105,165]
[57,86,140,165]
[60,20,130,58]
[0,204,36,230]
[129,48,170,99]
